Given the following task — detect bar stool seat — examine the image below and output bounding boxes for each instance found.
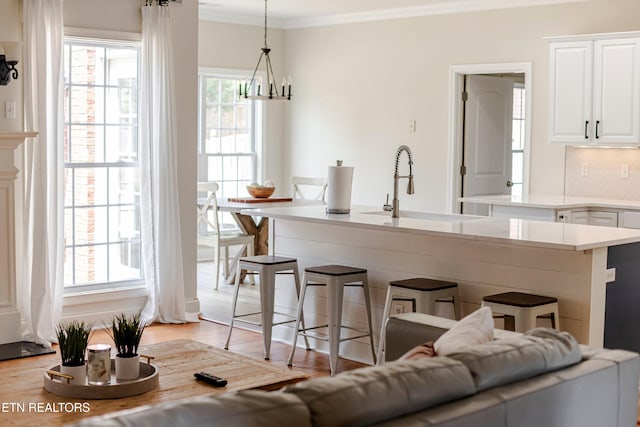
[377,278,460,363]
[287,264,376,376]
[481,291,559,333]
[224,255,309,360]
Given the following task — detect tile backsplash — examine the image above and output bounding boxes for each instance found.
[565,146,640,200]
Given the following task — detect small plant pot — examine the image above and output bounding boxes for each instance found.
[60,364,86,385]
[115,354,140,380]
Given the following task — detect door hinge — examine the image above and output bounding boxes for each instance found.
[461,91,468,102]
[460,165,467,176]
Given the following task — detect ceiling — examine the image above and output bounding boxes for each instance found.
[197,0,590,29]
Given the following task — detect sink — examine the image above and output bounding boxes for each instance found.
[361,210,483,221]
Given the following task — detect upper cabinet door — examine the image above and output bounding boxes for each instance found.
[592,38,640,144]
[548,33,640,146]
[549,41,593,144]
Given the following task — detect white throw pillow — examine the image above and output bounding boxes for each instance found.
[434,306,494,356]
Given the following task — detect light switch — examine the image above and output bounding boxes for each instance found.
[620,164,629,179]
[409,120,416,133]
[4,100,16,120]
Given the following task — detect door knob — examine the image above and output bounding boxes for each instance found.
[506,180,513,188]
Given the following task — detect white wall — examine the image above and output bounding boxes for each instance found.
[0,0,22,132]
[282,0,640,211]
[198,21,286,193]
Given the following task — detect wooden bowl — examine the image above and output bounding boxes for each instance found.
[247,186,275,198]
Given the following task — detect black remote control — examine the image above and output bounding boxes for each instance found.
[194,372,227,387]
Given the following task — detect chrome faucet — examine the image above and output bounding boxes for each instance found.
[383,145,414,218]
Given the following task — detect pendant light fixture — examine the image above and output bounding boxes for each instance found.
[239,0,291,101]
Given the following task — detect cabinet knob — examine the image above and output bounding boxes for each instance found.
[506,180,513,188]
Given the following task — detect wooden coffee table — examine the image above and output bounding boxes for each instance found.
[0,339,308,426]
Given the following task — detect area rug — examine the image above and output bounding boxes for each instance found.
[0,339,308,426]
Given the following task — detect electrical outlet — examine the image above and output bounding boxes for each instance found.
[580,162,589,177]
[620,164,629,179]
[409,120,416,133]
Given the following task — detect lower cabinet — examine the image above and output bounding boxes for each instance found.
[556,209,618,227]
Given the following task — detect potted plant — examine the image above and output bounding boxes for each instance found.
[56,320,92,385]
[108,313,147,380]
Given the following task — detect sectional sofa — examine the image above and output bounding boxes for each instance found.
[71,312,639,427]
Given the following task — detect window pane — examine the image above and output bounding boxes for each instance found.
[105,126,138,162]
[207,156,222,182]
[74,244,108,285]
[236,104,248,128]
[73,206,108,245]
[205,78,220,103]
[69,124,105,163]
[106,48,138,87]
[70,86,105,124]
[72,168,108,206]
[109,167,139,205]
[223,156,237,179]
[221,105,234,129]
[64,246,73,285]
[70,45,105,85]
[237,156,253,181]
[512,120,523,151]
[511,183,523,199]
[109,243,141,281]
[109,206,140,242]
[220,129,235,153]
[106,87,137,124]
[512,152,524,183]
[236,129,251,152]
[220,80,235,104]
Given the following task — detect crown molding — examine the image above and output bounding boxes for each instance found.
[199,6,287,29]
[199,0,590,29]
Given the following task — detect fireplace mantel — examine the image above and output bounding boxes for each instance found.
[0,131,38,149]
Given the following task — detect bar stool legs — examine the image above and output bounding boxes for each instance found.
[288,265,376,376]
[225,255,309,360]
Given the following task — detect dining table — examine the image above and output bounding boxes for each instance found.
[217,197,323,255]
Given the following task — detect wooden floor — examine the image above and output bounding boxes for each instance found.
[99,319,366,378]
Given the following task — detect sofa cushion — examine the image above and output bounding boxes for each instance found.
[434,306,494,356]
[70,390,311,427]
[447,327,581,391]
[284,357,476,427]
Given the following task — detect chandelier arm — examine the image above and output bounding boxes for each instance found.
[264,54,280,97]
[246,51,266,95]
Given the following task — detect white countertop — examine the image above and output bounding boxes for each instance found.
[247,205,640,251]
[458,194,640,210]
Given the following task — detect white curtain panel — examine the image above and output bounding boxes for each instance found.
[140,2,186,323]
[21,0,65,346]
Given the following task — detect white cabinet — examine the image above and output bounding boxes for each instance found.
[555,209,618,227]
[549,34,640,145]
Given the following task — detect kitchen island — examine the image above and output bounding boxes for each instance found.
[249,205,640,363]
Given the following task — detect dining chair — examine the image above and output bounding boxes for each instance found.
[291,176,328,201]
[197,182,255,290]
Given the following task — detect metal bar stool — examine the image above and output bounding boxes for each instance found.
[224,255,309,360]
[481,291,560,332]
[377,278,460,363]
[287,264,377,376]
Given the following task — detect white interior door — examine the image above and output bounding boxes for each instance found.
[462,75,514,215]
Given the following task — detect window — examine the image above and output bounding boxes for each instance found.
[511,84,525,199]
[198,70,262,227]
[63,39,142,289]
